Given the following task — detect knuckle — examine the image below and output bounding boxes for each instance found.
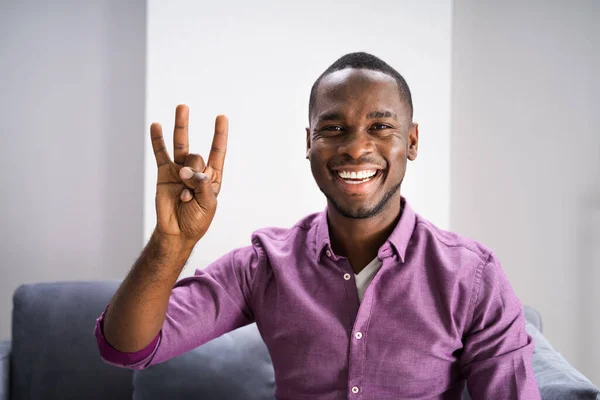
[186,153,202,160]
[174,143,188,150]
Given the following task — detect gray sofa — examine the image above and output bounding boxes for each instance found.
[1,281,598,400]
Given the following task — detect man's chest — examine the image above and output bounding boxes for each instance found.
[253,259,471,398]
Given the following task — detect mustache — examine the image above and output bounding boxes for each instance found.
[327,155,387,170]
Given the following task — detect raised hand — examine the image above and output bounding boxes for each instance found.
[150,105,228,246]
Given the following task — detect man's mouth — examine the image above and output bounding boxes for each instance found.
[330,167,384,195]
[335,169,379,184]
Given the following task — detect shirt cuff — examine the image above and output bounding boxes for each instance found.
[94,305,160,367]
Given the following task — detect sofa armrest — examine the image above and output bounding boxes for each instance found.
[524,305,543,333]
[0,340,10,400]
[526,323,599,399]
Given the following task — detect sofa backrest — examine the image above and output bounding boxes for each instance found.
[11,280,581,400]
[132,323,275,400]
[11,281,133,400]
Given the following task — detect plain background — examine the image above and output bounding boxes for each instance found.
[451,0,600,383]
[1,0,598,386]
[0,0,146,348]
[144,0,452,277]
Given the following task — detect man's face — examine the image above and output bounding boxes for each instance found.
[307,68,418,219]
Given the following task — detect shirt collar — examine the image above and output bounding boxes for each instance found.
[314,197,417,263]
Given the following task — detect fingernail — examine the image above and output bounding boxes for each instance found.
[180,167,194,179]
[180,188,192,202]
[197,172,208,181]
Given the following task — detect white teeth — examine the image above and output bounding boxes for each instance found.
[336,169,378,185]
[337,170,377,180]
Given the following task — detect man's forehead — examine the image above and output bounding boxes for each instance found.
[312,68,404,117]
[315,68,400,104]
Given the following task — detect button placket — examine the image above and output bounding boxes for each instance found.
[347,267,376,400]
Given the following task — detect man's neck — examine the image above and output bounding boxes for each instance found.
[327,195,402,274]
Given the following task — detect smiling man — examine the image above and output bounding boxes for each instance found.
[95,52,541,399]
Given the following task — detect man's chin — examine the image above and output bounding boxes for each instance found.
[328,198,383,220]
[322,181,403,220]
[337,207,381,219]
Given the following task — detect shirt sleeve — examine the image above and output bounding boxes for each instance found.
[94,244,262,369]
[459,252,541,399]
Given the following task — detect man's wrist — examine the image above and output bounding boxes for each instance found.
[150,229,196,260]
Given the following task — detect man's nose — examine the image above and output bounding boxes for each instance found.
[337,129,375,160]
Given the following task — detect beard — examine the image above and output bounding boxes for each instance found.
[320,180,402,219]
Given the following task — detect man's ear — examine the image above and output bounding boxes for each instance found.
[305,127,311,159]
[407,123,419,161]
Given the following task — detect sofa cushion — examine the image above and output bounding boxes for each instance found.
[133,323,275,400]
[11,281,134,400]
[526,322,600,399]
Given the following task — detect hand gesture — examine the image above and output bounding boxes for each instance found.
[150,105,228,246]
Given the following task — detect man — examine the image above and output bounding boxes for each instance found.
[95,52,540,399]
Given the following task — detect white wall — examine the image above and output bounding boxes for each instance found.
[451,0,600,383]
[146,0,453,277]
[0,1,146,340]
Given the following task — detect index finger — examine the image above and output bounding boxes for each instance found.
[207,115,229,172]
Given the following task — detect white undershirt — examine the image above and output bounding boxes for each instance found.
[354,257,383,303]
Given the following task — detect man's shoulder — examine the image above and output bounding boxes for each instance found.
[250,211,322,245]
[413,213,493,263]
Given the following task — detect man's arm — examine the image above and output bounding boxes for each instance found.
[95,105,234,368]
[95,244,261,369]
[460,253,541,399]
[101,231,193,354]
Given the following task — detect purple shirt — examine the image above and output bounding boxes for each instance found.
[95,199,540,399]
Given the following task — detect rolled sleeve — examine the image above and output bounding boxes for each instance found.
[94,306,161,369]
[460,253,541,399]
[94,244,262,369]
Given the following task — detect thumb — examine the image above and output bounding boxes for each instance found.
[179,167,215,205]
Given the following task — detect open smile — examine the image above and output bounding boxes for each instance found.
[330,167,384,195]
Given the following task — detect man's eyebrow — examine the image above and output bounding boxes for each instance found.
[315,112,344,122]
[366,111,398,119]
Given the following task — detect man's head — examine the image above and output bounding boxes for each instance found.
[306,52,419,219]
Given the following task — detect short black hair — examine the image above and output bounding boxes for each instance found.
[308,52,413,121]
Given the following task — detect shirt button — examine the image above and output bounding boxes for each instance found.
[354,331,363,339]
[351,386,360,394]
[326,250,332,257]
[343,273,351,281]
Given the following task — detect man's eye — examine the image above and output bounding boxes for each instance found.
[322,126,343,132]
[371,123,391,130]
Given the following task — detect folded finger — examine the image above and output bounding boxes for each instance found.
[184,153,206,172]
[179,167,208,191]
